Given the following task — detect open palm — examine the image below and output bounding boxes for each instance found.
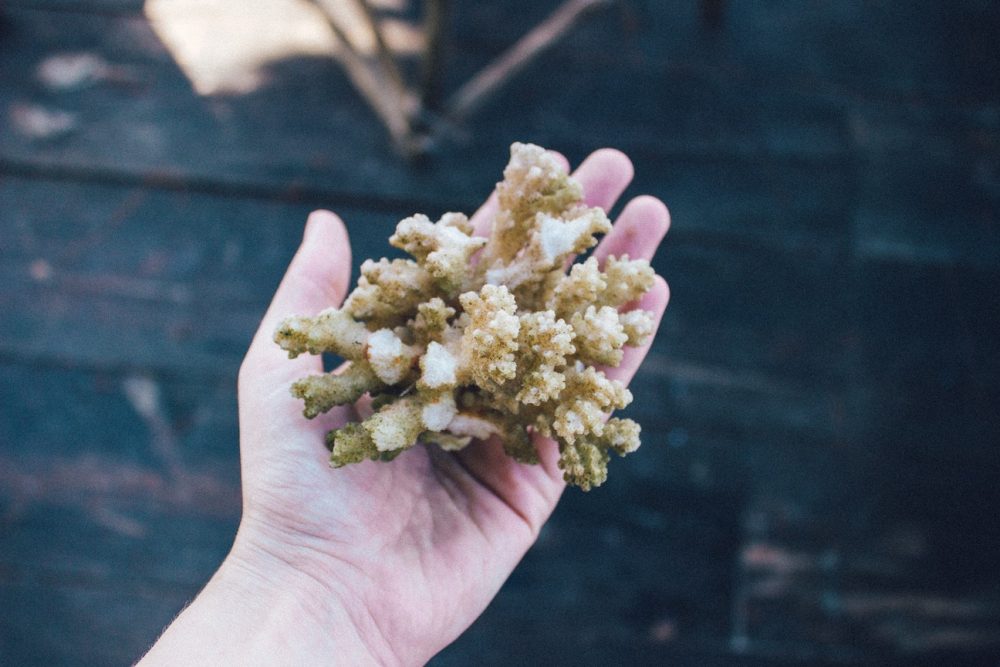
[234,149,670,664]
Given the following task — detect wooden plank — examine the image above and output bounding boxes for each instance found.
[576,0,1000,106]
[721,258,1000,661]
[0,579,192,665]
[5,0,140,11]
[849,105,1000,271]
[626,361,848,452]
[855,259,1000,584]
[0,176,394,374]
[434,484,743,665]
[0,358,747,665]
[0,5,853,242]
[13,0,1000,110]
[732,505,1000,662]
[652,238,857,384]
[648,158,854,253]
[4,2,995,265]
[857,260,1000,387]
[0,175,856,412]
[0,361,241,664]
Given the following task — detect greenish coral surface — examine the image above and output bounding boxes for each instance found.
[275,142,658,490]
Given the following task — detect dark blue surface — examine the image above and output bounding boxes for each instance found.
[1,1,999,664]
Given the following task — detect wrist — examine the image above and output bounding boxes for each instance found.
[225,522,389,664]
[139,523,383,666]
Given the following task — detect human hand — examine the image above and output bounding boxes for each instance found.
[140,149,670,666]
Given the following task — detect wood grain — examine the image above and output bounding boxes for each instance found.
[2,0,999,664]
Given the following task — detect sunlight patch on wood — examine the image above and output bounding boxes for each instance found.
[144,0,420,96]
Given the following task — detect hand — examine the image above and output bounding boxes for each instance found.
[140,149,670,666]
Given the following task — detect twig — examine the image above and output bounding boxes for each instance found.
[353,0,410,105]
[420,0,449,112]
[309,0,421,155]
[444,0,612,122]
[310,0,610,156]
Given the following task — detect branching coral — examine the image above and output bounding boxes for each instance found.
[275,142,659,490]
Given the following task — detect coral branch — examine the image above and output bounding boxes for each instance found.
[275,142,660,489]
[276,307,369,360]
[292,361,382,418]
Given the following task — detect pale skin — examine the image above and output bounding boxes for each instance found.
[139,149,671,666]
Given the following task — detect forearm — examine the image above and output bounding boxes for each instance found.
[137,533,378,666]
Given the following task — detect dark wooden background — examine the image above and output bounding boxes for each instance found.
[2,0,999,664]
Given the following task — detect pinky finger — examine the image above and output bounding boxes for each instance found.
[604,276,670,386]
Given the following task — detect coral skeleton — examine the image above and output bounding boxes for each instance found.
[275,142,658,490]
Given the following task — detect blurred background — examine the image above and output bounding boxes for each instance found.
[2,0,999,664]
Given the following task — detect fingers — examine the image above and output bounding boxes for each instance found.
[241,210,353,384]
[548,150,572,179]
[592,194,670,384]
[604,276,670,386]
[469,190,500,238]
[574,148,634,211]
[594,195,671,264]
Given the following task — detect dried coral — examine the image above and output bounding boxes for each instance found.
[275,142,659,490]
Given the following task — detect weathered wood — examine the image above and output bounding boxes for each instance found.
[653,237,856,383]
[5,0,142,11]
[0,358,742,665]
[0,176,391,374]
[851,105,1000,271]
[856,260,1000,588]
[434,483,743,665]
[0,5,853,230]
[0,175,855,466]
[13,0,1000,107]
[0,362,241,664]
[10,1,995,264]
[2,1,1000,664]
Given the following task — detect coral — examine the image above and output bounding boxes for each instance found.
[275,142,659,490]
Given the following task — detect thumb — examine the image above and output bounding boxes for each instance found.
[240,210,353,389]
